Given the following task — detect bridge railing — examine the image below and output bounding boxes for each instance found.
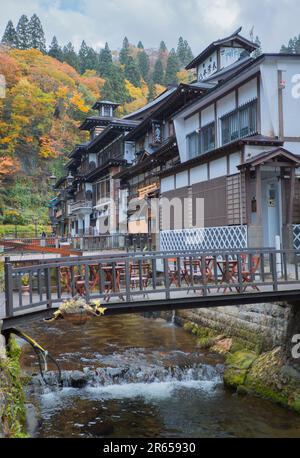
[1,234,154,253]
[4,248,300,318]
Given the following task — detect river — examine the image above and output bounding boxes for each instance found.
[20,314,300,438]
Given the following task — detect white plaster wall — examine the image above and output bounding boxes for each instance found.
[161,176,175,193]
[282,60,300,138]
[174,118,188,163]
[190,164,208,184]
[260,62,279,137]
[244,145,277,161]
[238,78,258,105]
[124,142,135,163]
[176,171,189,189]
[184,113,199,134]
[210,157,227,179]
[89,153,97,164]
[229,152,241,175]
[217,92,236,119]
[201,105,215,126]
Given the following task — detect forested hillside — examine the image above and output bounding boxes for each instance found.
[0,14,194,227]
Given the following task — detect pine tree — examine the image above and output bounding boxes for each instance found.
[176,37,186,66]
[119,36,130,65]
[125,56,141,87]
[101,64,130,104]
[16,15,30,50]
[48,36,63,61]
[137,50,150,81]
[176,37,194,67]
[28,14,46,52]
[159,41,167,54]
[85,47,99,72]
[62,42,79,71]
[152,58,164,85]
[165,48,180,85]
[137,41,144,49]
[1,20,18,48]
[183,40,194,66]
[280,35,300,54]
[99,42,113,78]
[148,82,155,102]
[78,40,89,73]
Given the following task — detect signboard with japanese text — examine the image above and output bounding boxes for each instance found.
[197,51,218,81]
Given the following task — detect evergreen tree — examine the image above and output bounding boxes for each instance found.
[159,41,167,54]
[125,56,141,87]
[119,36,130,65]
[62,42,79,71]
[137,50,150,81]
[78,40,89,73]
[99,42,113,78]
[16,15,30,50]
[176,37,194,67]
[137,41,144,49]
[1,20,18,48]
[280,35,300,54]
[28,14,46,52]
[183,40,194,65]
[176,37,186,66]
[148,81,155,102]
[165,48,180,85]
[152,58,164,85]
[101,64,130,104]
[85,47,99,72]
[48,36,63,61]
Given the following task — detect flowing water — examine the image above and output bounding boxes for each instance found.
[20,314,300,438]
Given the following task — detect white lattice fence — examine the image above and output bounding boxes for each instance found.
[160,226,248,252]
[293,225,300,250]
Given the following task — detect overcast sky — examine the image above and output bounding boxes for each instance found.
[1,0,299,53]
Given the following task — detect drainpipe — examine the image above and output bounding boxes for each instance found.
[275,235,283,279]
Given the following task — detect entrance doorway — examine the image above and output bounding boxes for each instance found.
[261,174,281,247]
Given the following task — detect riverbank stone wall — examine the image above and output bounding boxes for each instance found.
[176,303,292,352]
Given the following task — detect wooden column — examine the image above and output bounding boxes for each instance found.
[287,167,296,225]
[256,165,263,226]
[245,169,252,225]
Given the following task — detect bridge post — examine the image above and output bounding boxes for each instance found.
[4,257,14,317]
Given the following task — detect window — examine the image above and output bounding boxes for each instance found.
[95,176,110,202]
[201,123,215,154]
[186,122,216,160]
[221,99,257,146]
[103,106,111,117]
[187,132,199,159]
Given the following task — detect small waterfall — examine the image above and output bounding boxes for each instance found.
[32,362,223,389]
[171,310,176,324]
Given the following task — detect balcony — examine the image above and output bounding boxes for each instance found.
[70,200,93,215]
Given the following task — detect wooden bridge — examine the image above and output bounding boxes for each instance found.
[2,248,300,330]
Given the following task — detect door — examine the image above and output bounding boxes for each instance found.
[262,178,281,247]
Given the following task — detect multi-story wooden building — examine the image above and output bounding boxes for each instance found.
[158,28,300,251]
[52,28,300,252]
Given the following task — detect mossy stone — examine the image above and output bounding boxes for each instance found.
[226,351,257,370]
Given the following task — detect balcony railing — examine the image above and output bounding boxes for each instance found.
[70,200,93,214]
